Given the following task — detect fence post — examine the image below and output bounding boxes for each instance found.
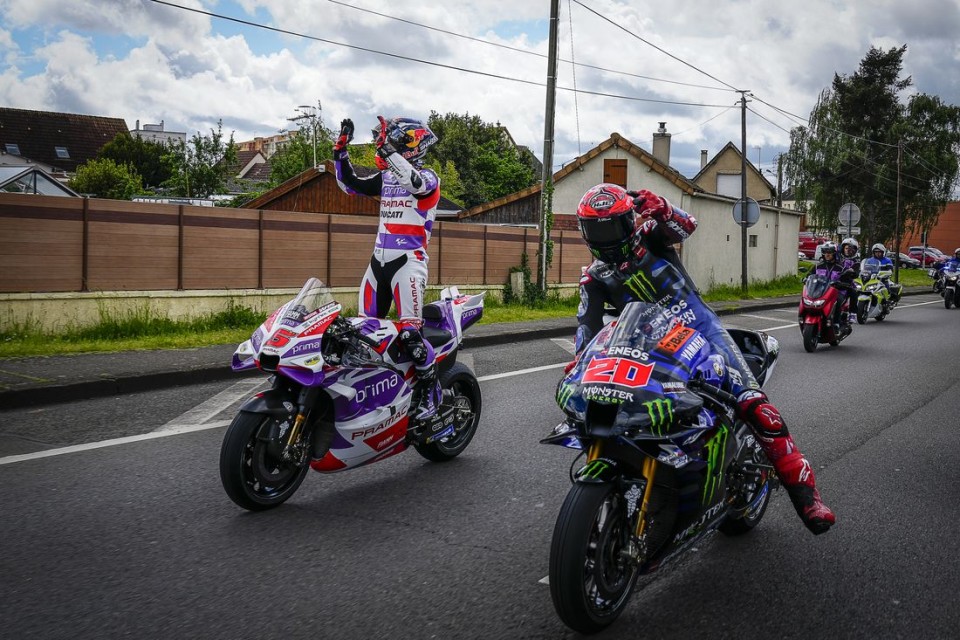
[81,197,89,292]
[483,225,488,285]
[326,215,333,286]
[258,209,264,289]
[177,205,184,291]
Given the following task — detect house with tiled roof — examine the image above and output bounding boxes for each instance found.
[0,108,129,174]
[692,141,775,203]
[457,126,802,288]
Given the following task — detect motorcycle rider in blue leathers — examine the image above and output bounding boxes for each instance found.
[933,248,960,294]
[571,183,835,535]
[862,243,900,303]
[333,116,443,430]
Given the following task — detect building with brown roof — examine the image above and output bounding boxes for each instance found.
[0,108,129,173]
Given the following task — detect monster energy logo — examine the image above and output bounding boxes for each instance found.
[702,423,730,504]
[556,383,575,409]
[625,271,657,302]
[579,459,611,480]
[642,398,674,436]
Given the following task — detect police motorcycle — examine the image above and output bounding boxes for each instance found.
[543,301,780,634]
[855,262,897,323]
[220,278,484,511]
[931,265,960,309]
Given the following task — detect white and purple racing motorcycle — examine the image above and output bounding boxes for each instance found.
[220,277,484,511]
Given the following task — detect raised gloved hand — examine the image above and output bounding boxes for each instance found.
[333,118,354,152]
[374,115,394,156]
[628,188,672,222]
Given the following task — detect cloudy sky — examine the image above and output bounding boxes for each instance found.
[2,0,958,179]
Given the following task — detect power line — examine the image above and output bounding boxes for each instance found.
[149,0,731,109]
[327,0,737,93]
[571,0,741,92]
[672,104,739,137]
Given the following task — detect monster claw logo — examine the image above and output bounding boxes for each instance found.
[642,398,674,436]
[579,459,612,480]
[556,382,575,408]
[702,423,730,504]
[625,271,657,302]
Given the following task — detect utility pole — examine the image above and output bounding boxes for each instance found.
[289,102,320,168]
[894,139,902,282]
[537,0,560,293]
[776,153,783,208]
[739,91,749,293]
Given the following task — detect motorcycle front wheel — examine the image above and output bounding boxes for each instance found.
[801,324,818,353]
[550,482,639,635]
[945,289,954,309]
[219,411,310,511]
[856,300,868,324]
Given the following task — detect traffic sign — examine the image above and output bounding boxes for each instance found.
[732,198,760,227]
[838,203,861,227]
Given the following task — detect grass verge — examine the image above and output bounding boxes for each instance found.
[0,266,935,358]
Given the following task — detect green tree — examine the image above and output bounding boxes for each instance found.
[163,120,238,198]
[97,133,171,188]
[68,158,144,199]
[786,45,960,245]
[425,112,536,208]
[269,119,335,186]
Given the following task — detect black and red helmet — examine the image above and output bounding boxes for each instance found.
[576,183,637,264]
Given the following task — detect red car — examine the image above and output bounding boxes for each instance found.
[908,246,947,267]
[799,232,830,259]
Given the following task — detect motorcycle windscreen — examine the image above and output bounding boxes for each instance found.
[803,274,830,298]
[565,301,704,436]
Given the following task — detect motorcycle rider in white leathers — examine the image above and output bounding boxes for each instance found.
[333,116,443,428]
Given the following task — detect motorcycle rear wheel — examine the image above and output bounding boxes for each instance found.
[220,411,310,511]
[414,362,482,462]
[550,482,639,634]
[801,324,818,353]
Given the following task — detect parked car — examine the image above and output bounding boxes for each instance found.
[799,232,830,259]
[887,251,921,268]
[908,246,947,267]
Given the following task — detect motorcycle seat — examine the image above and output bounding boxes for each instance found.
[422,325,453,349]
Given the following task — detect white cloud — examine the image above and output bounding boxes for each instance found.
[1,0,957,179]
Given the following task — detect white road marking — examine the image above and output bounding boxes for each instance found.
[739,313,789,323]
[0,420,232,466]
[153,378,266,433]
[550,337,577,356]
[538,576,550,585]
[477,362,567,382]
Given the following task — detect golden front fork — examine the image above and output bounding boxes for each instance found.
[285,413,307,447]
[634,457,659,538]
[586,441,658,538]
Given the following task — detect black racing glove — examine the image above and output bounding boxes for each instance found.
[333,118,354,152]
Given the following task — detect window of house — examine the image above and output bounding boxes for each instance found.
[4,143,20,155]
[717,173,742,198]
[55,146,70,159]
[602,159,628,188]
[749,235,758,247]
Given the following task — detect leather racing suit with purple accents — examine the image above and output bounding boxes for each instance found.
[575,208,758,397]
[334,148,441,323]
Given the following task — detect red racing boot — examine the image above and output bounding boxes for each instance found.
[736,390,836,535]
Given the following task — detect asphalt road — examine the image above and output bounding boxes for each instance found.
[1,294,959,640]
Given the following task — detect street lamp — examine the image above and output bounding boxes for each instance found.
[288,102,320,168]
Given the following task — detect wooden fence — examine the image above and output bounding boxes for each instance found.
[0,194,592,293]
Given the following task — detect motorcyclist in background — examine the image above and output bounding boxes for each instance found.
[333,115,443,428]
[840,237,861,273]
[933,248,960,293]
[571,183,835,535]
[811,242,857,327]
[862,243,900,303]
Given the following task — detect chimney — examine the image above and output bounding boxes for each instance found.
[700,149,708,169]
[652,122,671,166]
[135,119,140,131]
